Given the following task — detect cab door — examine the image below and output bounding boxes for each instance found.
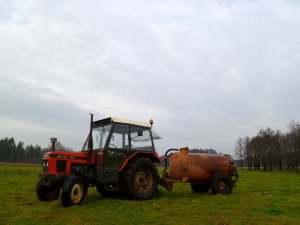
[97,123,132,183]
[104,123,132,168]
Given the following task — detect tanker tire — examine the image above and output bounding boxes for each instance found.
[36,177,60,201]
[191,183,210,193]
[121,158,159,200]
[211,174,233,195]
[61,175,86,207]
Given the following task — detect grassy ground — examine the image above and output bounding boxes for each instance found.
[0,164,299,225]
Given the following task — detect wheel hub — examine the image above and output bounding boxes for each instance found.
[134,169,153,193]
[71,183,83,203]
[219,181,226,190]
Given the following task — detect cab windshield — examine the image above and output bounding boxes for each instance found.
[93,124,112,149]
[82,124,112,151]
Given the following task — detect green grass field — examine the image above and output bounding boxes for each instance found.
[0,164,299,225]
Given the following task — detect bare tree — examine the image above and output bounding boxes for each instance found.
[243,136,252,170]
[274,130,283,171]
[287,120,300,172]
[235,137,244,169]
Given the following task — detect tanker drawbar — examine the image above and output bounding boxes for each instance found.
[160,147,239,194]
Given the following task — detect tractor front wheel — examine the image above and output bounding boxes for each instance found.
[121,158,159,200]
[61,175,86,207]
[36,177,60,201]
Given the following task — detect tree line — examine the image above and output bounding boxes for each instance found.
[0,137,72,164]
[190,148,218,154]
[235,120,300,172]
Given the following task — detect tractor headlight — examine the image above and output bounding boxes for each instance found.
[42,160,48,172]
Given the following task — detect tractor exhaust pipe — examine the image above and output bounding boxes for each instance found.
[50,137,57,151]
[88,113,94,165]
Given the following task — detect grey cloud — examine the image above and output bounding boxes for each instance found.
[1,0,300,155]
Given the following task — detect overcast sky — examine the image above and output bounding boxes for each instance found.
[0,0,300,156]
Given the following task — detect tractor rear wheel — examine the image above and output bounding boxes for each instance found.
[211,174,233,195]
[191,183,210,193]
[121,158,159,200]
[61,175,86,207]
[36,177,60,201]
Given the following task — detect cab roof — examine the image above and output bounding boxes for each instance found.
[93,117,151,128]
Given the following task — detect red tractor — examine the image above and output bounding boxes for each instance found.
[36,115,161,206]
[36,115,238,207]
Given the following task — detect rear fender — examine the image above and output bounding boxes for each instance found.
[118,151,160,173]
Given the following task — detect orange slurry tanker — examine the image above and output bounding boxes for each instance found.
[36,114,239,207]
[160,147,238,194]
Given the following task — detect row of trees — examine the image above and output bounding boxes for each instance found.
[235,120,300,171]
[190,148,218,154]
[0,137,72,163]
[0,137,42,163]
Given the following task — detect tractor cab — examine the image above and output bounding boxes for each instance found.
[81,117,161,185]
[82,117,161,153]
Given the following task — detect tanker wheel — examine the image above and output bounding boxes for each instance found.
[36,177,60,201]
[211,174,233,195]
[121,158,159,200]
[61,175,86,207]
[191,183,210,193]
[96,183,120,197]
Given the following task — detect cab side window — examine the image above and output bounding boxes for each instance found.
[130,126,153,151]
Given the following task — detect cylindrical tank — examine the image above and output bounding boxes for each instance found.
[169,148,235,182]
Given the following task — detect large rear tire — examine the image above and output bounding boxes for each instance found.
[211,174,233,195]
[121,158,159,200]
[61,175,86,207]
[191,183,210,193]
[36,177,60,201]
